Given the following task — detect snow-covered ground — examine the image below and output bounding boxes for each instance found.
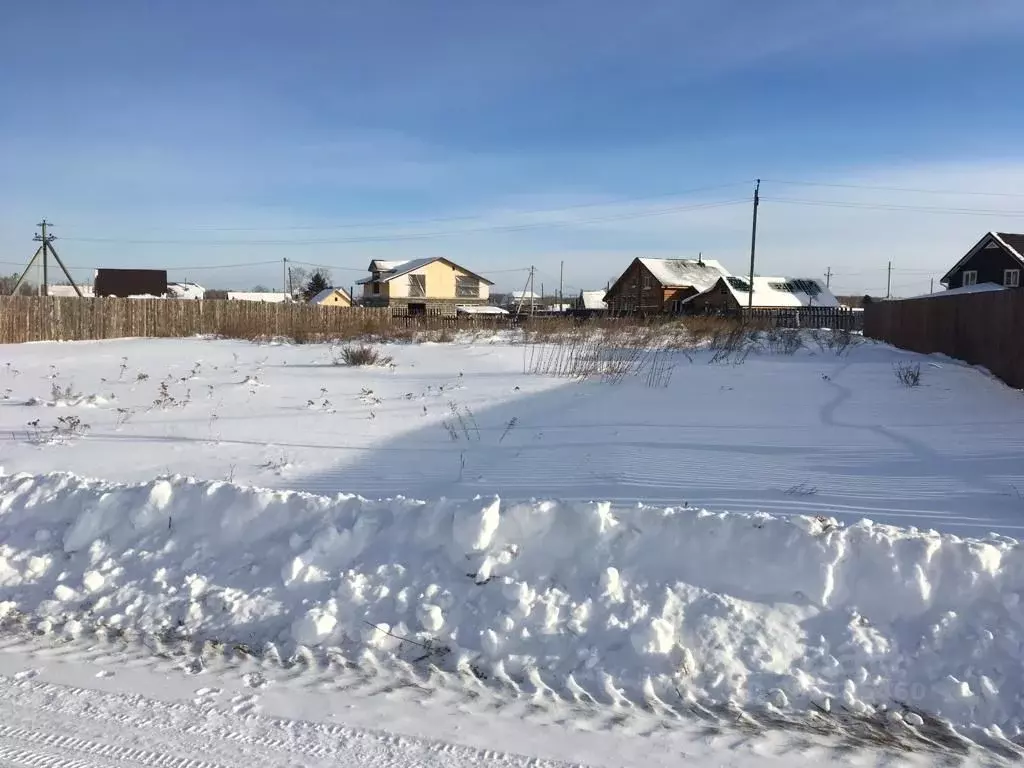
[0,627,971,768]
[0,333,1023,764]
[0,335,1021,535]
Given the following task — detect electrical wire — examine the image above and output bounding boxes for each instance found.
[55,181,753,234]
[764,196,1024,217]
[763,178,1024,200]
[58,198,751,246]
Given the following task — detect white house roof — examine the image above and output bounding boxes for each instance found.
[638,258,730,291]
[47,284,94,298]
[579,290,607,310]
[227,291,289,303]
[456,304,508,315]
[368,260,406,272]
[711,276,839,308]
[309,287,350,304]
[904,282,1008,300]
[167,282,205,300]
[357,257,494,286]
[509,290,540,300]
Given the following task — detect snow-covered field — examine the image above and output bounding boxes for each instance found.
[1,332,1023,765]
[1,335,1021,535]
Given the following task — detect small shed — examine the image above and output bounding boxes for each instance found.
[309,287,352,308]
[94,269,168,298]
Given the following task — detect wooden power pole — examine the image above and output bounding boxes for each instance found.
[825,266,832,289]
[11,220,82,297]
[746,179,761,311]
[886,261,893,299]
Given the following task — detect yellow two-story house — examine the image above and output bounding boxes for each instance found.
[357,258,493,314]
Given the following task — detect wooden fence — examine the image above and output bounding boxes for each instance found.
[742,306,864,332]
[863,290,1024,389]
[0,297,513,344]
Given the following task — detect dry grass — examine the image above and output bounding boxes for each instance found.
[333,344,394,367]
[894,361,922,388]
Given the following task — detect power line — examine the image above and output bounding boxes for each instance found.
[764,196,1024,217]
[58,198,751,246]
[55,182,753,234]
[763,178,1024,200]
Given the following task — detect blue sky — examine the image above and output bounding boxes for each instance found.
[2,1,1024,296]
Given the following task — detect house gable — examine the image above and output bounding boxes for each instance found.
[358,258,491,304]
[940,232,1024,289]
[604,258,730,314]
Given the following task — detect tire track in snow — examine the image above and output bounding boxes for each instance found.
[0,673,586,768]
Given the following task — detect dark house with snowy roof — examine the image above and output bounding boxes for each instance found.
[940,232,1023,291]
[604,258,731,314]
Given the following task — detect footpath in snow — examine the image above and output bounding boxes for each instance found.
[1,469,1024,748]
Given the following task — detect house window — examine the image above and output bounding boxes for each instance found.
[643,274,652,290]
[456,276,480,298]
[1006,269,1021,288]
[962,270,978,286]
[372,282,380,295]
[409,274,426,298]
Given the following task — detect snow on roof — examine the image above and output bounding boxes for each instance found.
[510,290,540,300]
[578,290,607,310]
[456,304,509,315]
[167,282,205,300]
[638,258,730,291]
[993,232,1024,262]
[309,288,350,304]
[368,259,407,272]
[717,276,839,308]
[47,285,94,298]
[227,291,289,303]
[359,258,493,285]
[904,282,1008,300]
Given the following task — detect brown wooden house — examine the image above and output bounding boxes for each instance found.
[940,232,1024,290]
[604,258,730,315]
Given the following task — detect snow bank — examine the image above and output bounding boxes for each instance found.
[1,470,1023,732]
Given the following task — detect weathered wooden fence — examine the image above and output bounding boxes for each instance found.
[743,306,864,332]
[0,297,513,343]
[863,290,1024,389]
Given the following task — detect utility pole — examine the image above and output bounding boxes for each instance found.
[929,277,934,294]
[886,261,893,299]
[825,267,832,289]
[559,260,564,306]
[12,220,81,297]
[514,266,536,318]
[39,219,49,295]
[747,179,761,312]
[282,257,289,301]
[530,267,536,316]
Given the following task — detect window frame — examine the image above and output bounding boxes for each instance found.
[962,270,978,287]
[1005,269,1021,288]
[409,274,427,298]
[456,276,480,298]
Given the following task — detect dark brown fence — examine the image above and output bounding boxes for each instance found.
[863,290,1024,388]
[0,297,515,344]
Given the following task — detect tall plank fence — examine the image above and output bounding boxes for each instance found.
[0,297,509,344]
[863,290,1024,389]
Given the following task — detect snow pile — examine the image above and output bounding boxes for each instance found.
[1,471,1023,733]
